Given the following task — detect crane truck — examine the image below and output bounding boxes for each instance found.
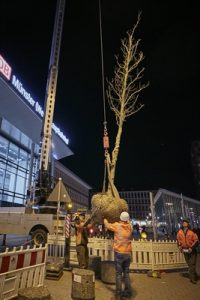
[0,0,69,246]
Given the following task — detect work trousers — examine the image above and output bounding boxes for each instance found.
[76,244,89,269]
[115,252,132,297]
[184,251,197,281]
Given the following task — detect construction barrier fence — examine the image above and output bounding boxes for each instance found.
[47,235,187,271]
[0,244,47,300]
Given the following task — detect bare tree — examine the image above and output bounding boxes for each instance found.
[106,12,149,192]
[91,13,149,223]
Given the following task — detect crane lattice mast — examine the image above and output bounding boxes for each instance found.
[40,0,65,172]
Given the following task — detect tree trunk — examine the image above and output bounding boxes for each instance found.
[107,118,124,196]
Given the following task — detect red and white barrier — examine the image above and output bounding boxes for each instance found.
[65,214,71,238]
[0,247,46,274]
[0,244,47,300]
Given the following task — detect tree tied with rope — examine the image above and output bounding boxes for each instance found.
[92,13,149,223]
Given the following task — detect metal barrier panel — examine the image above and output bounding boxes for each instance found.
[47,236,188,271]
[47,235,65,262]
[130,240,187,270]
[0,244,47,300]
[150,240,187,270]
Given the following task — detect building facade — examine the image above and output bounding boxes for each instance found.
[120,188,200,229]
[119,190,152,223]
[154,188,200,233]
[0,53,91,209]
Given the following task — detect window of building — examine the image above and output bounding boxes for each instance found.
[19,149,28,169]
[0,169,5,188]
[10,126,20,142]
[0,134,31,206]
[20,132,30,148]
[34,144,40,155]
[3,192,13,202]
[15,175,26,195]
[1,118,11,135]
[14,195,24,205]
[8,143,19,162]
[0,136,8,159]
[4,171,16,192]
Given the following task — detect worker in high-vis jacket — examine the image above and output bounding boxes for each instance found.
[176,218,199,284]
[72,213,92,269]
[104,212,133,300]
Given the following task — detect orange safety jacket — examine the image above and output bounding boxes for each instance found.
[105,221,133,254]
[176,228,199,250]
[75,222,92,246]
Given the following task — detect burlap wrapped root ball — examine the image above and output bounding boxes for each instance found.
[91,192,128,224]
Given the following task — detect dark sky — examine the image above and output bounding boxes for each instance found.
[1,0,200,198]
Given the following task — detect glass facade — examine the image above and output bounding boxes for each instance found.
[0,118,38,206]
[0,68,90,210]
[0,117,90,210]
[154,189,200,234]
[119,190,152,221]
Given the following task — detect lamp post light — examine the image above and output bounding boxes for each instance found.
[67,202,73,211]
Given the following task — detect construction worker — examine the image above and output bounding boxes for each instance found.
[72,213,92,269]
[176,218,199,284]
[104,212,133,300]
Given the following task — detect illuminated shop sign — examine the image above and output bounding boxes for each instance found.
[0,55,12,80]
[11,75,44,117]
[0,54,69,145]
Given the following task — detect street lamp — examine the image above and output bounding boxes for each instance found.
[66,202,73,211]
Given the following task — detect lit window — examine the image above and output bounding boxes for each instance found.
[0,136,8,159]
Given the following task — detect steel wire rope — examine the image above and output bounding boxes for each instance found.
[98,0,109,193]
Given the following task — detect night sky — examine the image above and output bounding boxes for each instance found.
[1,1,200,198]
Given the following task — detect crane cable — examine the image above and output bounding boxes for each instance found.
[99,0,110,192]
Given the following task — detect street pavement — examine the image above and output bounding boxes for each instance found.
[44,269,200,300]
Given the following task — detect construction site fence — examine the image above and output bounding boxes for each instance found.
[0,244,47,300]
[47,235,187,271]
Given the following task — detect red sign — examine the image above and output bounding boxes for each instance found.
[0,55,12,80]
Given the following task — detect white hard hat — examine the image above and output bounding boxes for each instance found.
[120,211,130,222]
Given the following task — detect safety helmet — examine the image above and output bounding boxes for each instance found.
[120,211,130,222]
[182,218,190,224]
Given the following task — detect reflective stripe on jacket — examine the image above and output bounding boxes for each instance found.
[105,221,133,254]
[176,228,199,249]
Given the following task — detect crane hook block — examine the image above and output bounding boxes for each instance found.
[103,135,109,149]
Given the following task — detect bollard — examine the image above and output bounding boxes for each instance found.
[71,268,95,300]
[88,256,101,279]
[101,261,115,284]
[18,286,51,300]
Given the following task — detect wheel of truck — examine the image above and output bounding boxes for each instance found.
[32,229,47,246]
